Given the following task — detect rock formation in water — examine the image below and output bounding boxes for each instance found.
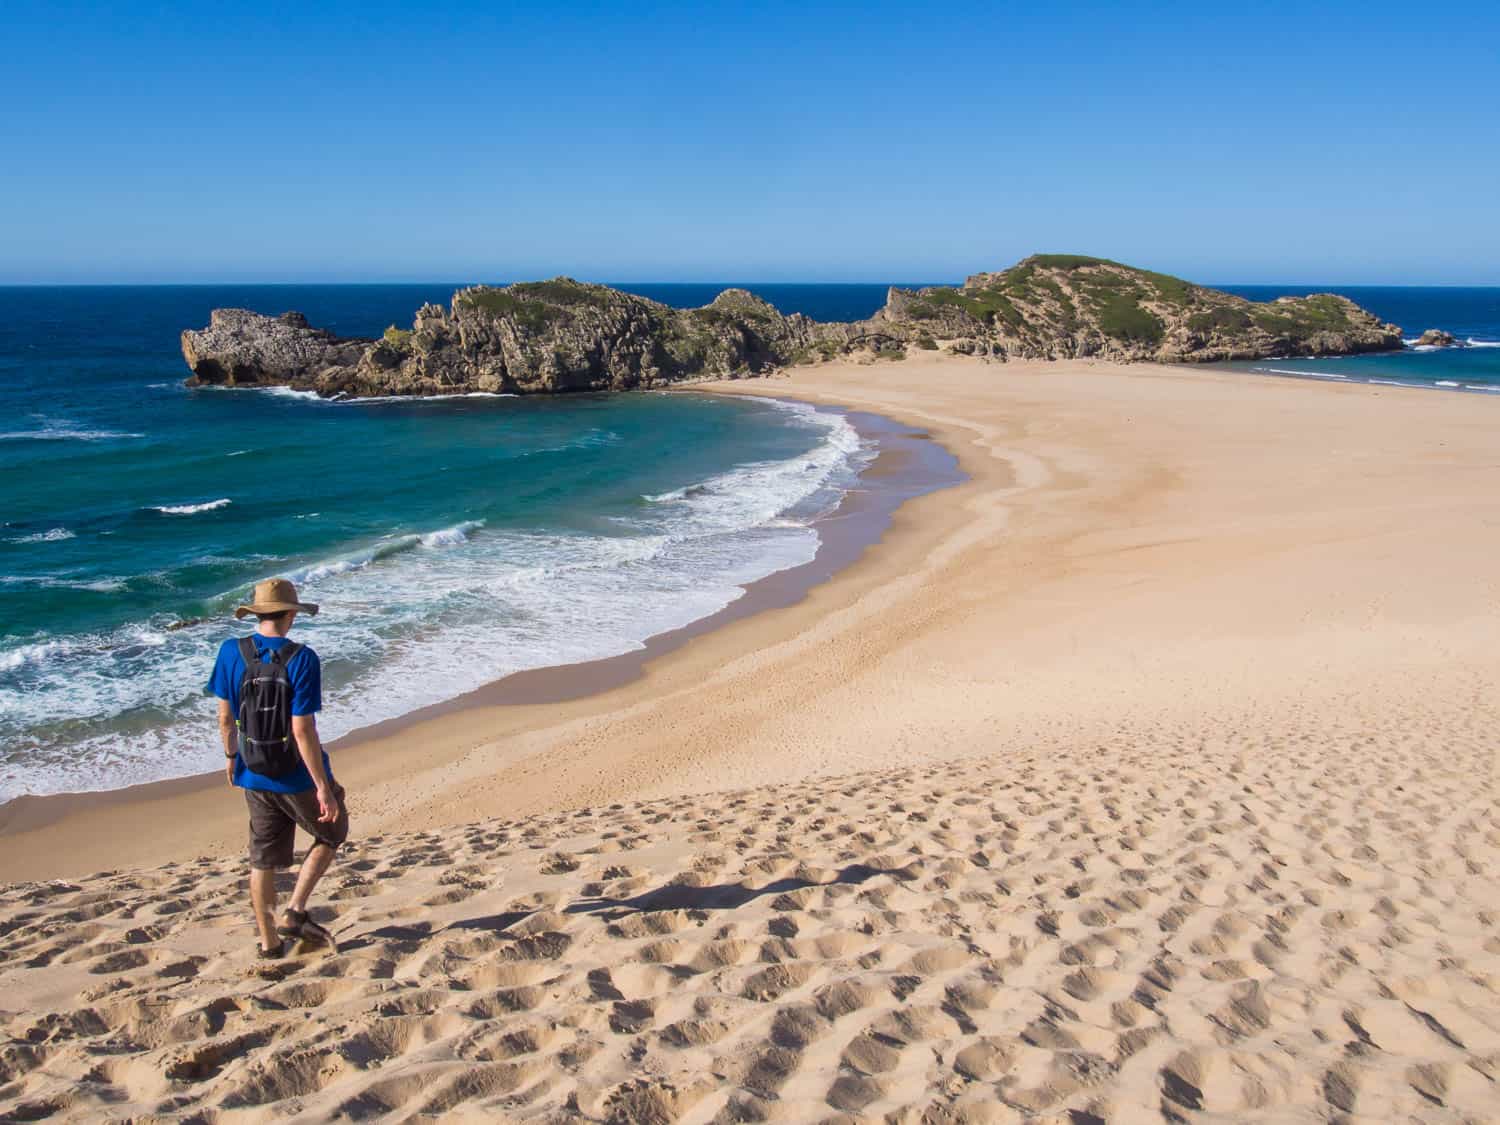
[181,256,1405,397]
[180,310,371,387]
[1413,328,1461,348]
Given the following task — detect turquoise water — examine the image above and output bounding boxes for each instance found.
[0,285,894,800]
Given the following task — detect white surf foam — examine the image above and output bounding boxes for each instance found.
[0,427,144,442]
[642,401,869,534]
[0,574,125,592]
[258,387,326,402]
[1252,367,1348,379]
[152,498,232,515]
[420,520,485,548]
[286,534,424,584]
[0,639,68,673]
[6,528,75,543]
[342,391,518,403]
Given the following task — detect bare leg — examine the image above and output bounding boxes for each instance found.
[249,868,279,950]
[287,843,336,914]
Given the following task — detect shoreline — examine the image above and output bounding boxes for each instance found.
[3,353,1497,1120]
[3,355,1494,884]
[0,402,965,880]
[1212,354,1500,395]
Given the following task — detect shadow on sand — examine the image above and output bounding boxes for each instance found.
[335,863,898,952]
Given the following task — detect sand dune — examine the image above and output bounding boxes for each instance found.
[3,357,1499,1120]
[4,704,1499,1121]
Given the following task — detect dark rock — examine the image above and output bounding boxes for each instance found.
[1414,328,1461,348]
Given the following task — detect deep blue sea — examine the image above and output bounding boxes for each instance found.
[2,281,1496,800]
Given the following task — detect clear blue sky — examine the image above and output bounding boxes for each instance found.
[2,1,1496,284]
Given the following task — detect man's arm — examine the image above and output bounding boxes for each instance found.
[291,713,337,823]
[217,699,237,786]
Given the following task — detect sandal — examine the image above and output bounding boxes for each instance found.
[276,907,309,940]
[257,940,285,960]
[278,908,337,951]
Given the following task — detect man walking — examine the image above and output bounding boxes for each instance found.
[208,577,348,958]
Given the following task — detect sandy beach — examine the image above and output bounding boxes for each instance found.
[2,354,1498,1121]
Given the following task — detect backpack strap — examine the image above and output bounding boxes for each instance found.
[237,636,302,667]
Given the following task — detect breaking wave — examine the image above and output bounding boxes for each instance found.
[0,427,144,442]
[6,528,75,543]
[152,498,232,516]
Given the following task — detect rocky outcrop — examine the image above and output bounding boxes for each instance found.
[181,257,1405,397]
[180,309,371,386]
[1414,329,1461,348]
[183,281,832,397]
[872,256,1404,363]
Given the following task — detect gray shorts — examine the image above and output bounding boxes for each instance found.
[245,783,350,869]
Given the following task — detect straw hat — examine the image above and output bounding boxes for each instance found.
[234,577,320,620]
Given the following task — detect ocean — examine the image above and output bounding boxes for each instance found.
[2,282,1496,801]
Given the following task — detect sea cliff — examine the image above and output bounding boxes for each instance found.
[181,256,1405,396]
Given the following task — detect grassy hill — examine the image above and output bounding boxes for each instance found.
[877,255,1402,362]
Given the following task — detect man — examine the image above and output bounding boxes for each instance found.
[207,577,348,958]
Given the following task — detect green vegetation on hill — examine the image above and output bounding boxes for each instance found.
[1249,294,1362,338]
[458,279,624,333]
[458,288,565,332]
[1025,253,1111,270]
[1187,306,1253,333]
[903,286,1026,330]
[877,254,1398,361]
[508,279,614,308]
[1002,255,1194,305]
[461,288,545,318]
[1095,294,1166,344]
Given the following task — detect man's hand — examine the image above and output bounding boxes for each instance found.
[315,782,338,823]
[293,713,338,822]
[225,756,236,787]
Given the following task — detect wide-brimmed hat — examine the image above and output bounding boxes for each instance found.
[234,577,320,620]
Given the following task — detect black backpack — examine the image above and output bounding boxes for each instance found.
[236,637,303,778]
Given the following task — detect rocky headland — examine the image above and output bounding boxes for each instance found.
[180,255,1405,397]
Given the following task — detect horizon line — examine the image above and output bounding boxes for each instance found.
[1,279,1496,290]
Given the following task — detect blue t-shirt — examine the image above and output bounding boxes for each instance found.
[207,634,332,794]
